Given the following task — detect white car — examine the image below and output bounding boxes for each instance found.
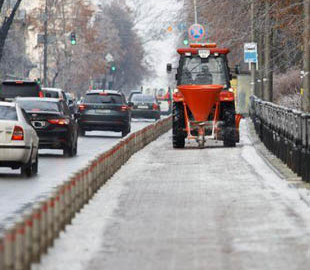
[0,102,39,177]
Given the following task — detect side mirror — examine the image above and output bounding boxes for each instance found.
[167,63,172,73]
[128,102,134,107]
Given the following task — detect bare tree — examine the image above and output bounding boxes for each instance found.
[0,0,23,63]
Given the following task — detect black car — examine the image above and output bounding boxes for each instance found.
[78,90,131,137]
[0,80,42,101]
[130,94,161,120]
[16,97,78,157]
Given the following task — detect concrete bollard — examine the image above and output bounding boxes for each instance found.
[14,218,25,270]
[58,185,66,231]
[47,196,55,248]
[64,181,72,225]
[69,177,76,220]
[82,168,88,204]
[31,205,41,263]
[40,201,48,254]
[74,172,82,212]
[53,190,60,239]
[4,224,15,270]
[23,211,32,270]
[0,234,4,270]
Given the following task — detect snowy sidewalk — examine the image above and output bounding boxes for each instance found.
[35,122,310,270]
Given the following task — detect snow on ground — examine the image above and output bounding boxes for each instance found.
[34,121,310,270]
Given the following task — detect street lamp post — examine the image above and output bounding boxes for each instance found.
[43,0,48,87]
[193,0,198,24]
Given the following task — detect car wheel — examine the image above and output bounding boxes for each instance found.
[21,151,34,177]
[73,138,78,156]
[64,142,75,157]
[78,128,86,137]
[32,151,39,175]
[121,125,130,137]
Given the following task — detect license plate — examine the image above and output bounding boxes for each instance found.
[138,105,148,109]
[96,109,111,114]
[32,121,46,128]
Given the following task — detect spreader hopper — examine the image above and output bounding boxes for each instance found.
[178,85,223,122]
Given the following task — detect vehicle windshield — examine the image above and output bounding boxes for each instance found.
[180,56,228,87]
[85,94,122,104]
[0,106,17,120]
[18,100,60,113]
[132,95,155,104]
[42,90,60,98]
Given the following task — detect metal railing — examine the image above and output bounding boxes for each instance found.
[250,96,310,182]
[0,116,172,270]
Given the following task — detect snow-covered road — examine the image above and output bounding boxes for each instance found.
[0,120,151,229]
[36,121,310,270]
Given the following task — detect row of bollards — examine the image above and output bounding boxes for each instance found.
[250,96,310,182]
[0,117,172,270]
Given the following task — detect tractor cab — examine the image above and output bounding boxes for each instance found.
[176,43,231,90]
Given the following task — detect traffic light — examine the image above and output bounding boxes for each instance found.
[70,32,77,45]
[183,39,189,46]
[111,65,116,72]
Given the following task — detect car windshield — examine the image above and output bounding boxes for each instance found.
[42,90,60,98]
[132,95,155,104]
[85,94,122,104]
[180,56,228,87]
[18,100,60,113]
[0,106,18,120]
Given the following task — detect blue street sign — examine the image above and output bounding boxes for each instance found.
[188,24,205,41]
[244,43,258,63]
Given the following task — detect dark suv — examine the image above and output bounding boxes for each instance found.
[78,90,131,137]
[16,97,78,157]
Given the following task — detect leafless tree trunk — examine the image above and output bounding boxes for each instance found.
[302,0,310,111]
[0,0,23,63]
[263,0,273,101]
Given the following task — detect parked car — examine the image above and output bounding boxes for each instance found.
[0,80,42,101]
[42,88,68,104]
[128,90,142,102]
[16,97,78,157]
[78,90,131,137]
[130,94,161,120]
[0,101,39,177]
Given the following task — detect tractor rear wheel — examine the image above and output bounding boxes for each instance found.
[172,102,186,148]
[223,103,236,147]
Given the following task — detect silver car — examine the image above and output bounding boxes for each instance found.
[0,102,39,177]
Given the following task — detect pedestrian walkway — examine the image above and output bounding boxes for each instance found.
[36,122,310,270]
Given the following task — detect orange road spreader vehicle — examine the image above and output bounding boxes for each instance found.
[167,43,242,148]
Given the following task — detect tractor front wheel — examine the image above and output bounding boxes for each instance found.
[172,102,186,148]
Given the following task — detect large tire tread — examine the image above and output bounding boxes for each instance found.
[172,102,186,148]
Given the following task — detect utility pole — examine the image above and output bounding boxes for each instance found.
[251,0,257,97]
[43,0,48,87]
[263,0,273,102]
[193,0,198,24]
[302,0,310,112]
